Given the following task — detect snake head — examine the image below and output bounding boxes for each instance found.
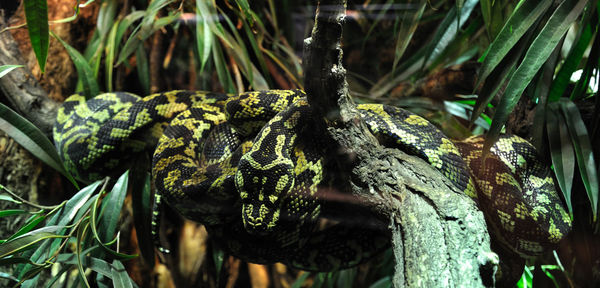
[236,150,295,236]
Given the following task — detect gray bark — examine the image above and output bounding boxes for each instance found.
[0,14,58,137]
[303,1,498,286]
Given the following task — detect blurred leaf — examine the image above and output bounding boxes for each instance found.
[130,155,154,266]
[117,1,178,65]
[369,276,392,288]
[476,0,552,90]
[0,65,23,78]
[53,32,100,99]
[0,194,22,204]
[484,0,587,155]
[570,18,600,100]
[559,99,598,219]
[548,14,594,102]
[135,45,150,95]
[392,0,426,74]
[290,272,311,288]
[23,0,49,72]
[212,40,236,93]
[111,260,134,288]
[97,0,118,38]
[421,0,479,69]
[196,0,214,73]
[0,103,78,188]
[547,105,575,216]
[479,0,505,40]
[105,19,121,91]
[0,210,28,218]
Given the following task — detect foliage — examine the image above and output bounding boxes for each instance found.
[0,0,599,286]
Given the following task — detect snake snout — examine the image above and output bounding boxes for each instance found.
[242,203,280,235]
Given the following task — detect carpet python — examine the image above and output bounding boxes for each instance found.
[54,89,571,270]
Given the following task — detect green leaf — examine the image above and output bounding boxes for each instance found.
[559,99,598,219]
[5,213,46,242]
[0,103,78,188]
[476,0,552,89]
[0,210,28,218]
[52,32,100,99]
[392,0,426,74]
[212,40,235,93]
[0,65,23,78]
[471,28,534,124]
[196,1,213,73]
[17,180,101,278]
[547,105,575,216]
[0,232,64,258]
[369,276,392,288]
[548,16,594,102]
[484,0,588,155]
[0,194,23,204]
[75,218,92,288]
[105,19,121,91]
[421,0,479,69]
[56,253,113,277]
[111,260,134,288]
[23,0,49,72]
[98,171,129,243]
[130,156,154,267]
[135,45,150,95]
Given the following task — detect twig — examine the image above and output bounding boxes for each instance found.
[0,183,58,210]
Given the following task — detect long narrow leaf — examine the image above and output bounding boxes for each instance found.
[196,1,214,73]
[98,171,129,242]
[52,32,100,99]
[476,0,553,89]
[0,103,78,188]
[23,0,49,72]
[0,65,23,78]
[547,105,575,216]
[484,0,588,155]
[548,17,594,102]
[560,99,598,219]
[392,0,426,73]
[421,0,478,69]
[0,232,64,258]
[111,260,134,288]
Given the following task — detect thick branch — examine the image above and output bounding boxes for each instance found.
[0,15,59,136]
[303,1,497,286]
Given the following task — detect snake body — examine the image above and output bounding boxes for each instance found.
[54,89,572,270]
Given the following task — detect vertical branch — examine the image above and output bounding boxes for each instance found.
[302,1,497,287]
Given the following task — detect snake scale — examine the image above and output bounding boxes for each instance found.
[54,89,572,270]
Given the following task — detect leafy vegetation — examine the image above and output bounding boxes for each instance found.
[0,0,599,286]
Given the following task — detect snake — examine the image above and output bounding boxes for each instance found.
[54,89,572,270]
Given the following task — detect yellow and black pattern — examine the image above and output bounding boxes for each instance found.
[54,88,571,270]
[455,136,572,256]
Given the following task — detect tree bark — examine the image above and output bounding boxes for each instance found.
[303,1,498,286]
[0,14,59,137]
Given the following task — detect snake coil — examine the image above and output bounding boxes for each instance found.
[54,89,571,270]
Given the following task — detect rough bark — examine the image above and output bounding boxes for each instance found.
[0,14,59,137]
[303,1,498,287]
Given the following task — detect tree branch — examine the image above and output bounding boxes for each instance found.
[0,13,59,136]
[303,1,498,286]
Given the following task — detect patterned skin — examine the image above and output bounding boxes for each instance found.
[54,89,571,270]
